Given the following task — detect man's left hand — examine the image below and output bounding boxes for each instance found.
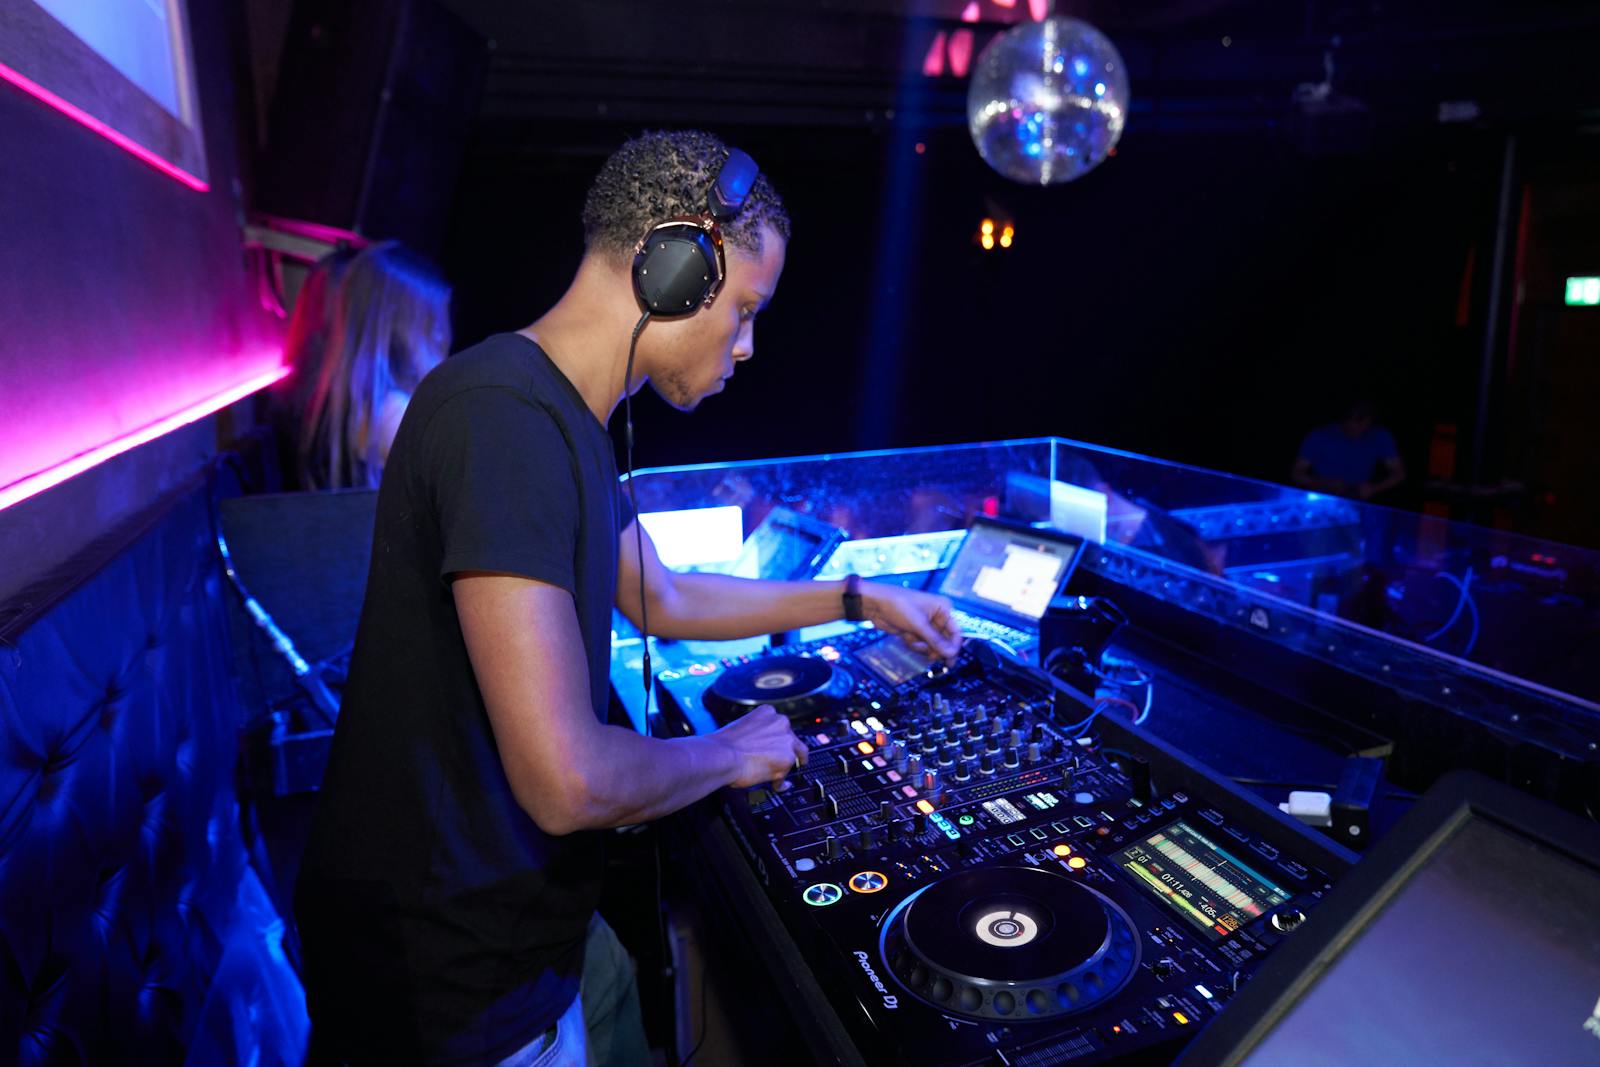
[861,585,964,662]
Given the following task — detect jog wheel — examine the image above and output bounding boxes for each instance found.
[704,655,854,724]
[879,865,1140,1020]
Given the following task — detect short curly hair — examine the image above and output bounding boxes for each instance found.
[582,130,790,259]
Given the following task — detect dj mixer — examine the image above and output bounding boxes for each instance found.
[657,627,1357,1065]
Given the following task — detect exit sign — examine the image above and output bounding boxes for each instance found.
[1566,276,1600,306]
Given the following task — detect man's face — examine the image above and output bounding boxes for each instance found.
[644,224,786,412]
[1342,414,1373,439]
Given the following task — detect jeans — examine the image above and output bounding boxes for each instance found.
[497,913,650,1067]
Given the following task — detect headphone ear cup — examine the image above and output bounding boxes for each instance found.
[633,224,721,316]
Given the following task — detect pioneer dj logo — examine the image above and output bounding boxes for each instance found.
[1584,993,1600,1043]
[853,950,899,1009]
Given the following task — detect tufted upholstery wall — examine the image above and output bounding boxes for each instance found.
[0,484,306,1065]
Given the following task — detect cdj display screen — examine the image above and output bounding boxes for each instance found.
[936,522,1080,625]
[1119,820,1292,941]
[855,634,935,687]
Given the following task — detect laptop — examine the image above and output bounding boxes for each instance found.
[934,516,1085,655]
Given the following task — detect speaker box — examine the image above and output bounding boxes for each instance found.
[257,0,486,255]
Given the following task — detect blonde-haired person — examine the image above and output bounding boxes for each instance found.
[295,241,451,489]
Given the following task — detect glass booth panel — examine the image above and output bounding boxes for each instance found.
[614,438,1600,759]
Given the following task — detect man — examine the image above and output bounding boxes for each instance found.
[1291,400,1405,501]
[296,130,963,1066]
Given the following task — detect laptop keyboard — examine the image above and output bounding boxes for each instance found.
[950,609,1034,649]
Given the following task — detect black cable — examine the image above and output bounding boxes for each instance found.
[680,952,710,1067]
[623,310,654,726]
[1231,777,1340,791]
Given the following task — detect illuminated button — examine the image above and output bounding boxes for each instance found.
[957,814,975,826]
[813,733,831,745]
[848,870,889,894]
[1052,844,1072,857]
[1067,856,1088,869]
[857,741,874,755]
[902,786,917,798]
[850,720,870,736]
[886,770,902,782]
[658,669,682,681]
[687,663,715,676]
[916,799,936,815]
[865,716,885,732]
[872,756,886,768]
[802,883,843,907]
[1173,1011,1190,1026]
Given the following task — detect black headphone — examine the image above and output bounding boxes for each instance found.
[630,148,761,317]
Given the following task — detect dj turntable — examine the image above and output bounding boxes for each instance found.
[656,628,1357,1065]
[704,655,857,723]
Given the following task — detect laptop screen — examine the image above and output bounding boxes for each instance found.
[936,520,1082,627]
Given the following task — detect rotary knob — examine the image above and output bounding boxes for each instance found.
[1270,908,1307,934]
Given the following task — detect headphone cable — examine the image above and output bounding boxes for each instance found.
[623,310,654,730]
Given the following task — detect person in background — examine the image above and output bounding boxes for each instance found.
[1292,400,1406,502]
[288,241,452,490]
[270,246,357,486]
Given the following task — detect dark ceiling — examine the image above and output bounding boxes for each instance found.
[434,0,1600,134]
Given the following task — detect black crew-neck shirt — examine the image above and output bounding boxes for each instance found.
[296,333,628,1066]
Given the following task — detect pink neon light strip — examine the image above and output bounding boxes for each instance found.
[0,59,210,192]
[0,366,289,511]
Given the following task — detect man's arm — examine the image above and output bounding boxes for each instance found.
[454,572,806,836]
[616,520,963,658]
[1291,456,1349,494]
[1360,454,1405,499]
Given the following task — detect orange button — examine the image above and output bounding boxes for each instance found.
[857,741,874,755]
[1173,1011,1190,1025]
[916,799,936,815]
[1052,844,1072,857]
[1068,856,1088,869]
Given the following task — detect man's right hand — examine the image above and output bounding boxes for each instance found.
[714,705,807,788]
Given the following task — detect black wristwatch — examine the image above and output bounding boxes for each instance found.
[842,573,866,623]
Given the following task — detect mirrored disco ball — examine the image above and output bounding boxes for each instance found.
[967,16,1130,185]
